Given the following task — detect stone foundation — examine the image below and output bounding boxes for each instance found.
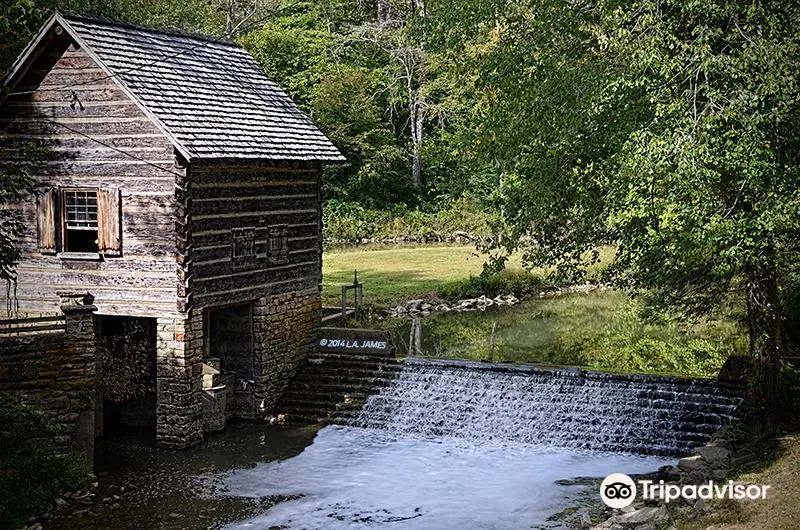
[240,288,321,419]
[155,311,203,449]
[155,288,320,443]
[0,294,97,462]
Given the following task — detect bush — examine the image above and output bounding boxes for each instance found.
[439,269,552,301]
[0,397,89,529]
[322,196,503,243]
[581,335,730,377]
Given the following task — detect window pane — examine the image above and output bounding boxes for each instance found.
[64,190,98,229]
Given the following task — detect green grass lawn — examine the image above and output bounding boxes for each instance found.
[322,244,614,307]
[322,245,503,306]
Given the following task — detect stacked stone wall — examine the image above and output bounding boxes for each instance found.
[155,311,203,448]
[242,288,321,419]
[0,295,97,461]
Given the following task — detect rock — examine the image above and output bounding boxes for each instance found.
[717,356,750,384]
[686,469,708,485]
[677,455,708,472]
[694,498,712,513]
[102,497,112,504]
[55,497,67,506]
[616,506,668,525]
[694,445,731,466]
[711,468,728,481]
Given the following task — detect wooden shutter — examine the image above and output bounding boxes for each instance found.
[97,188,122,256]
[255,225,269,261]
[36,188,58,254]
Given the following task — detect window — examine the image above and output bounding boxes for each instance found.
[231,227,256,270]
[37,187,122,257]
[268,225,289,265]
[63,189,99,252]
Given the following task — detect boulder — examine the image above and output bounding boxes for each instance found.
[717,356,750,384]
[677,455,708,472]
[694,444,731,466]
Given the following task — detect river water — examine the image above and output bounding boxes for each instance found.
[52,423,668,529]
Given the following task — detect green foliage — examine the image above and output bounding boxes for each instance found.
[0,141,41,281]
[323,196,502,242]
[0,397,89,529]
[438,269,550,301]
[780,266,800,344]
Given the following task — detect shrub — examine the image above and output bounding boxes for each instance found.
[0,397,89,529]
[322,196,503,243]
[439,269,552,301]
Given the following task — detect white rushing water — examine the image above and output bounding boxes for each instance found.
[217,425,669,529]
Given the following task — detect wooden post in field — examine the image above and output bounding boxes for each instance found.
[409,317,423,356]
[488,321,497,362]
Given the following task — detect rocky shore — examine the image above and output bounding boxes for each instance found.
[16,475,139,530]
[587,423,755,530]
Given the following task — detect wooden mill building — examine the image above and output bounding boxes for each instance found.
[1,12,343,448]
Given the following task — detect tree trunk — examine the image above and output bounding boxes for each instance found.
[409,90,424,188]
[744,260,787,423]
[225,0,234,36]
[378,0,392,25]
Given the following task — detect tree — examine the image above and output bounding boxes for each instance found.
[442,0,800,418]
[0,145,37,311]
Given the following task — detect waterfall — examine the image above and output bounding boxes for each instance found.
[341,359,744,456]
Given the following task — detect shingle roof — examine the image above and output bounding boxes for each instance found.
[8,12,344,161]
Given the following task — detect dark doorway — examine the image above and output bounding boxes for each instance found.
[207,303,254,417]
[97,316,157,437]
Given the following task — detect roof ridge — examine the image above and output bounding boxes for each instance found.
[59,11,240,48]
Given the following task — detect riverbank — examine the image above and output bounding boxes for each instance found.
[580,419,800,530]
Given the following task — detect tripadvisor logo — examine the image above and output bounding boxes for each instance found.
[600,473,637,509]
[600,473,771,508]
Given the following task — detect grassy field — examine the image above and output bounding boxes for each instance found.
[322,245,508,306]
[322,244,613,306]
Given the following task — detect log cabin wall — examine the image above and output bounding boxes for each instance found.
[189,160,323,417]
[188,160,323,308]
[1,33,182,318]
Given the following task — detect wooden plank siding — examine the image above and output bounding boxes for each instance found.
[2,35,182,318]
[187,162,323,309]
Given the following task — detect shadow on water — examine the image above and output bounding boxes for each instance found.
[51,423,319,529]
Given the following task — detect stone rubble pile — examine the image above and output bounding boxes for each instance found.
[384,294,520,317]
[324,231,493,247]
[383,282,604,318]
